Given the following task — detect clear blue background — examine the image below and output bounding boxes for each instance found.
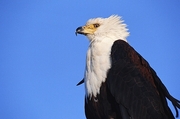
[0,1,180,119]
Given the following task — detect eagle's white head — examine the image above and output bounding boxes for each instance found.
[76,15,129,42]
[76,15,129,98]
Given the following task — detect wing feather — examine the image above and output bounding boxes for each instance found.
[107,40,179,119]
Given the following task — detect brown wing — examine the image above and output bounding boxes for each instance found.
[107,40,180,119]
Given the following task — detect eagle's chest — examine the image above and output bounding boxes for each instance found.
[85,40,114,98]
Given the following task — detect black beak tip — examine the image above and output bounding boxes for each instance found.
[75,26,83,36]
[76,27,82,32]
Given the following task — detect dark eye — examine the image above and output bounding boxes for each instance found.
[94,23,100,28]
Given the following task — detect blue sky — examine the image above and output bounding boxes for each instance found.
[0,1,180,119]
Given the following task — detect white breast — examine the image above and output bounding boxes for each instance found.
[84,37,115,98]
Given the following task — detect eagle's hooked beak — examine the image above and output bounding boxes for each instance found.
[75,26,85,36]
[75,24,99,36]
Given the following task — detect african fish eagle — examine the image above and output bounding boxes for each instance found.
[75,15,180,119]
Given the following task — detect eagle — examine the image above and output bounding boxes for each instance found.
[75,15,180,119]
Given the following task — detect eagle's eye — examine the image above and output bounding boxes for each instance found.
[94,23,100,28]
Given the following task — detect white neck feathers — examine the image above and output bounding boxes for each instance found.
[84,15,129,98]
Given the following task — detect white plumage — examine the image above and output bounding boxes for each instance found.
[84,15,129,98]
